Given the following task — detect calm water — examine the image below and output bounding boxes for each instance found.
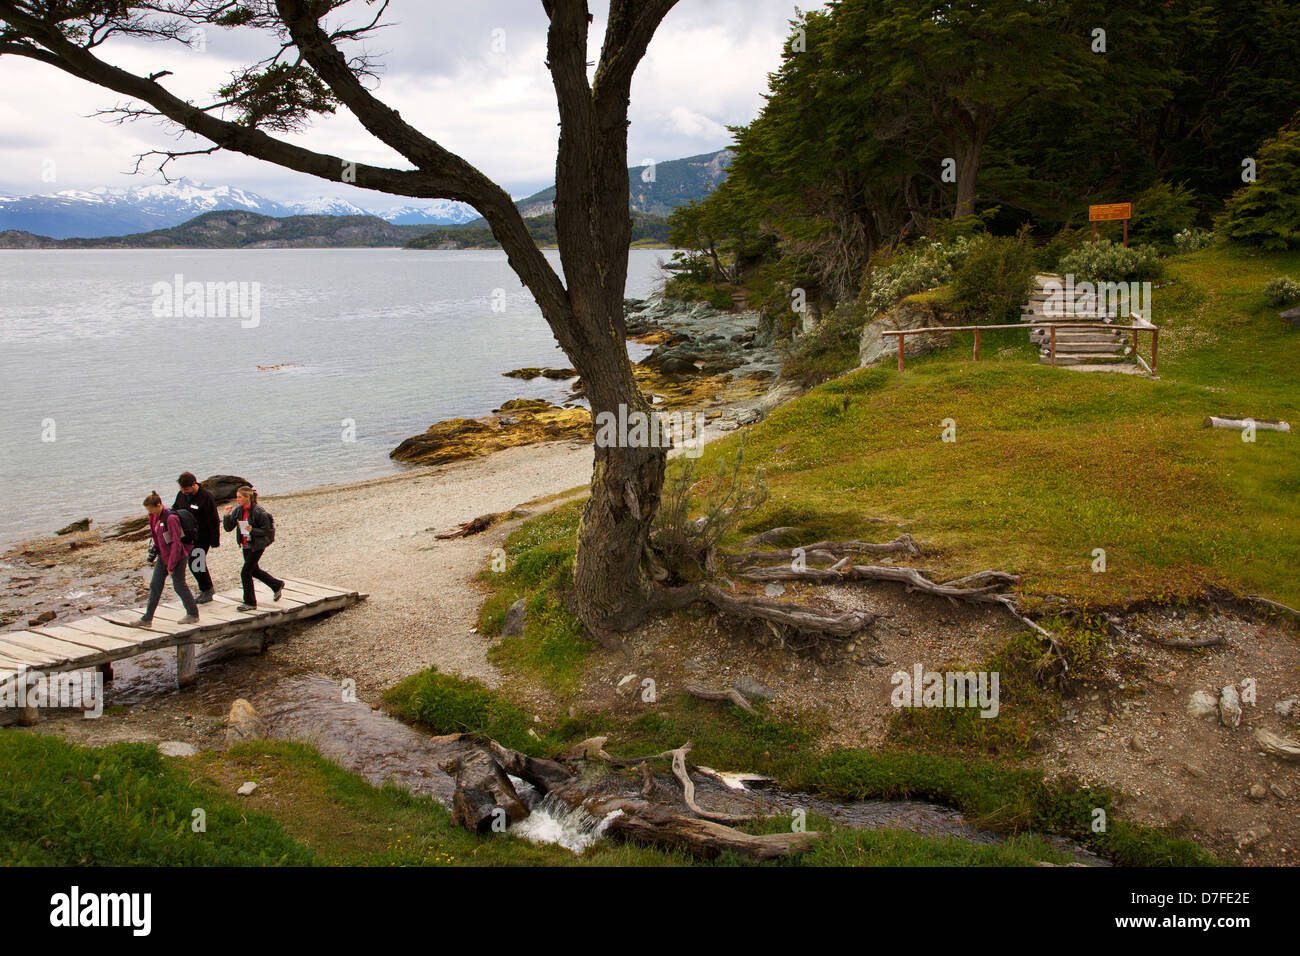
[0,248,670,545]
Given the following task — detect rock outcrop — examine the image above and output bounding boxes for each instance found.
[390,402,591,466]
[859,295,956,367]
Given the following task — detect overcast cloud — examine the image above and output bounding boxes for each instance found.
[0,0,807,207]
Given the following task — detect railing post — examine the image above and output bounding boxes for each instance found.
[1049,325,1057,367]
[1151,328,1158,373]
[973,328,981,361]
[897,332,905,372]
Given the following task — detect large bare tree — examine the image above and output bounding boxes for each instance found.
[0,0,679,638]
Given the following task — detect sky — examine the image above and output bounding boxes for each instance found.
[0,0,808,209]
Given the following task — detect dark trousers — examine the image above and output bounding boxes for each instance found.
[240,547,283,606]
[145,559,198,618]
[187,542,214,593]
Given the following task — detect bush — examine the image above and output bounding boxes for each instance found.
[1263,276,1300,306]
[1055,240,1164,283]
[779,298,872,385]
[949,227,1037,323]
[860,235,974,318]
[651,443,768,580]
[1128,181,1199,248]
[1216,122,1300,251]
[1173,228,1216,253]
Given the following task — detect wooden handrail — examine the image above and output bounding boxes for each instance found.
[882,320,1160,373]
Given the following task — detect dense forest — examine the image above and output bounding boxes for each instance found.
[667,0,1300,382]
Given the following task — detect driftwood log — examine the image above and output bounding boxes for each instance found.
[603,802,816,861]
[1204,416,1291,433]
[1255,728,1300,761]
[435,512,501,539]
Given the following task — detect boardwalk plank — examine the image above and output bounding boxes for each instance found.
[6,632,108,663]
[30,624,136,652]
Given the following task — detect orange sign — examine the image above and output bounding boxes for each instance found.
[1089,203,1132,222]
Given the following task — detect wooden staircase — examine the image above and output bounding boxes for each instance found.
[1022,273,1130,366]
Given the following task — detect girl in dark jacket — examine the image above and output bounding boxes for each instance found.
[222,485,284,611]
[125,491,199,627]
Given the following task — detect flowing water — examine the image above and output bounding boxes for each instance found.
[98,654,1103,864]
[0,247,669,546]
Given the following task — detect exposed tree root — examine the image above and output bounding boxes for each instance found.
[685,684,757,715]
[724,534,924,567]
[434,512,502,539]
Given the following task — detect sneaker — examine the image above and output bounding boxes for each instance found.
[195,590,214,605]
[237,604,256,612]
[273,586,284,602]
[178,614,199,624]
[121,616,153,628]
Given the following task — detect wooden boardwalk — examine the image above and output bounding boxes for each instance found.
[0,576,366,722]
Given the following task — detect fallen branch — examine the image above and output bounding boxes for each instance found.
[1140,633,1225,649]
[685,684,757,716]
[669,742,752,824]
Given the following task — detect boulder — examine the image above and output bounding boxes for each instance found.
[158,741,198,757]
[1281,306,1300,328]
[502,597,527,637]
[859,298,956,367]
[225,698,266,745]
[1187,690,1218,718]
[202,475,249,503]
[1219,685,1242,728]
[55,518,91,535]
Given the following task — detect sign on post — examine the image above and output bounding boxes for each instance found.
[1089,202,1132,246]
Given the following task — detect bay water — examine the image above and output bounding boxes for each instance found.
[0,247,671,545]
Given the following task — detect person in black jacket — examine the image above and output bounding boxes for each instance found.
[172,471,220,604]
[221,485,284,611]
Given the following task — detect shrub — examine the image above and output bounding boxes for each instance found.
[1055,240,1164,283]
[860,235,974,318]
[949,227,1037,323]
[1173,228,1216,253]
[1263,276,1300,306]
[1128,181,1199,248]
[651,442,768,580]
[779,298,872,385]
[1216,122,1300,251]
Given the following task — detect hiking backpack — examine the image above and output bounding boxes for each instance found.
[172,507,199,546]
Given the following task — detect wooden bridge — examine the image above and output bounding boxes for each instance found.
[0,577,366,725]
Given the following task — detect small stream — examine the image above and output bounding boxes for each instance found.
[247,675,1105,865]
[44,643,1105,864]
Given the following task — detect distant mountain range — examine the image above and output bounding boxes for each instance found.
[0,148,732,242]
[0,210,438,249]
[0,180,478,239]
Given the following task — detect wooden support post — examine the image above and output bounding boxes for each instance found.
[897,333,905,372]
[1049,325,1057,367]
[1123,219,1128,247]
[98,662,113,683]
[18,672,38,726]
[177,644,197,688]
[1151,328,1158,373]
[973,328,981,361]
[1131,329,1138,360]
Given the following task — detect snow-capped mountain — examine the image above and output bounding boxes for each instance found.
[0,179,477,239]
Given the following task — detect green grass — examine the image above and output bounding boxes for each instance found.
[475,500,592,697]
[696,245,1300,609]
[0,731,312,865]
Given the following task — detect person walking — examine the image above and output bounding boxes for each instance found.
[222,485,284,611]
[172,471,220,604]
[125,491,199,627]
